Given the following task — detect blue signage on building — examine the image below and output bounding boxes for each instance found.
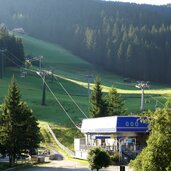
[127,139,133,143]
[116,116,148,133]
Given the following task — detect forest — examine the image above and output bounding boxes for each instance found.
[0,24,24,68]
[0,0,171,83]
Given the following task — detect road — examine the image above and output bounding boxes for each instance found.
[13,159,133,171]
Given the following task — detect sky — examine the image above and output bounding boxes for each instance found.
[105,0,171,5]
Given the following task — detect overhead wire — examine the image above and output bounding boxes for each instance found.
[6,50,24,66]
[6,50,42,71]
[5,49,166,111]
[146,87,165,107]
[37,72,81,130]
[115,80,165,107]
[5,55,38,77]
[3,50,83,129]
[5,55,22,68]
[4,50,40,74]
[53,75,88,118]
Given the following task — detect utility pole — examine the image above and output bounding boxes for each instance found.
[85,74,93,97]
[135,81,150,111]
[39,56,43,70]
[41,72,46,106]
[36,71,46,106]
[0,49,5,79]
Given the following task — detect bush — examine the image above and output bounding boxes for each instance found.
[87,147,111,171]
[111,151,119,165]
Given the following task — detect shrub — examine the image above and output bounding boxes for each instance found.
[87,147,111,171]
[111,151,119,165]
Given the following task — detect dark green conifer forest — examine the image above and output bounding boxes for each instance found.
[0,0,171,83]
[0,24,24,67]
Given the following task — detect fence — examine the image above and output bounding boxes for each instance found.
[47,124,75,157]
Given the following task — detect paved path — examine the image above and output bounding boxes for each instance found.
[13,159,133,171]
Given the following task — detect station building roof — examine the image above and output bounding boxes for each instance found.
[81,116,148,134]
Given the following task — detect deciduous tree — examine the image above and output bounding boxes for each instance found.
[130,102,171,171]
[88,147,111,171]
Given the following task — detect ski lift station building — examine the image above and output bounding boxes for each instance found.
[74,116,148,160]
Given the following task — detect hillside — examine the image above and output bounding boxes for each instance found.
[0,35,91,126]
[1,34,171,150]
[2,34,171,114]
[0,0,171,83]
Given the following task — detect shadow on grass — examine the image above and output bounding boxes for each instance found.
[0,162,9,170]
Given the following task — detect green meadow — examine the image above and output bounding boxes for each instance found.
[20,34,171,114]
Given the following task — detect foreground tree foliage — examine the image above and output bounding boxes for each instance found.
[88,147,111,171]
[89,77,106,118]
[130,103,171,171]
[0,77,40,166]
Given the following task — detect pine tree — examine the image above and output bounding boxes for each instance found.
[0,76,40,166]
[105,87,125,116]
[89,77,106,118]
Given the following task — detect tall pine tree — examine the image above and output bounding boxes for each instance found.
[0,76,40,166]
[89,77,106,118]
[105,87,125,116]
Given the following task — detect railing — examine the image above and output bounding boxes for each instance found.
[121,145,145,164]
[79,144,115,152]
[80,144,95,151]
[136,145,145,152]
[47,124,75,157]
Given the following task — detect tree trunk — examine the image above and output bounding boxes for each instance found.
[9,154,15,167]
[9,155,12,167]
